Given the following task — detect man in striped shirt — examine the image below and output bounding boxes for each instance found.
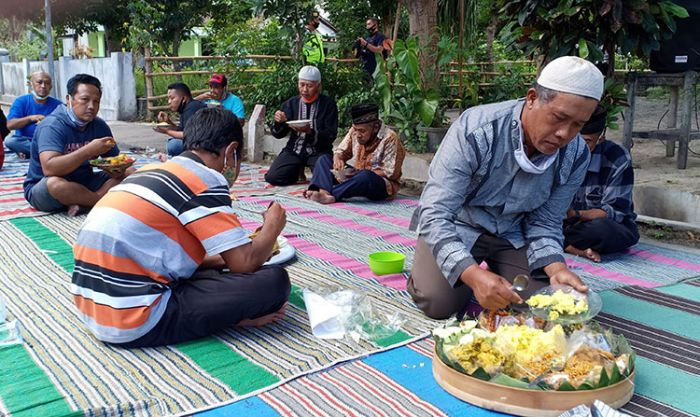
[564,107,639,262]
[72,108,290,347]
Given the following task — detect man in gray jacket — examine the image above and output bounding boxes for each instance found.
[409,56,602,319]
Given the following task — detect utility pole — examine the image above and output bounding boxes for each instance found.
[44,0,56,97]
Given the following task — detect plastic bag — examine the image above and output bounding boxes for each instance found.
[302,287,405,342]
[558,400,631,417]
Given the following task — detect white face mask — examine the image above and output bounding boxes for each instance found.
[222,151,238,187]
[513,125,557,174]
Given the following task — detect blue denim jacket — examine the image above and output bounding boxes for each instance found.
[417,99,590,286]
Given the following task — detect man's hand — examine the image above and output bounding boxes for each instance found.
[86,137,116,158]
[460,265,522,311]
[153,126,170,134]
[274,110,287,124]
[194,92,213,101]
[263,202,287,236]
[157,111,172,124]
[566,208,576,219]
[332,156,345,171]
[30,114,45,123]
[545,262,588,293]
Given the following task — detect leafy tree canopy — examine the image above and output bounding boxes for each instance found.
[498,0,689,74]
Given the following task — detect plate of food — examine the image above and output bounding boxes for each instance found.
[286,119,312,127]
[265,236,296,265]
[249,228,296,265]
[153,122,171,130]
[90,154,135,175]
[526,285,602,324]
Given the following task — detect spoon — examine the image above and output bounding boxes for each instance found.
[512,274,530,292]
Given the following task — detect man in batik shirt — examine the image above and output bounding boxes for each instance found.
[304,104,405,204]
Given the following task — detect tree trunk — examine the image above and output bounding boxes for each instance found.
[103,27,122,54]
[484,4,499,71]
[604,41,616,78]
[406,0,439,88]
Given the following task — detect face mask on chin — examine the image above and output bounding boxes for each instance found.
[65,98,89,129]
[513,141,556,174]
[32,90,49,101]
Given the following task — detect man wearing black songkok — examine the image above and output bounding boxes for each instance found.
[304,103,405,204]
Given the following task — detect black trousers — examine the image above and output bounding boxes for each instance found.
[408,234,548,319]
[117,265,290,348]
[564,217,639,254]
[265,149,329,186]
[308,154,389,201]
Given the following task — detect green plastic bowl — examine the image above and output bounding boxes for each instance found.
[368,251,406,275]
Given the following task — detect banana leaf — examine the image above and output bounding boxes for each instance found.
[490,374,532,389]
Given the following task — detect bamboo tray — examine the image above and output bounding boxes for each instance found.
[433,348,635,416]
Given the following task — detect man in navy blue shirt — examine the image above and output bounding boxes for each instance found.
[564,107,639,262]
[355,18,386,77]
[24,74,125,216]
[153,82,206,157]
[5,71,61,158]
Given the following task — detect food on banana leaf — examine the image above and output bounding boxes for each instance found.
[433,314,634,391]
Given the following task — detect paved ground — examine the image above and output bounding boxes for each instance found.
[109,121,165,153]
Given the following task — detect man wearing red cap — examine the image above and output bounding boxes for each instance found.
[195,74,245,124]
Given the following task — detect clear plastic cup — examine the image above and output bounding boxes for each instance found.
[0,295,5,323]
[0,320,22,346]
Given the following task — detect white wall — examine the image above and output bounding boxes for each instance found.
[0,52,136,121]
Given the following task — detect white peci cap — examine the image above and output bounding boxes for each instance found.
[298,65,321,82]
[537,56,604,100]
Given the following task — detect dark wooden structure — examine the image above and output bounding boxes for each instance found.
[622,71,698,169]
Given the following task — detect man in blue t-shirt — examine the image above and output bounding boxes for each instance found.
[6,71,61,158]
[195,74,246,124]
[24,74,126,216]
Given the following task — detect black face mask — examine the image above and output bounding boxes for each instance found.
[367,26,376,34]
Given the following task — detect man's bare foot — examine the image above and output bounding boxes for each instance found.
[156,153,168,163]
[565,245,601,262]
[18,152,27,160]
[305,190,336,204]
[67,204,81,217]
[238,304,287,327]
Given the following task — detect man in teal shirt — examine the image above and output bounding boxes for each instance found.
[195,74,245,124]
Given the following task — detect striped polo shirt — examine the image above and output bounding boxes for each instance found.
[71,152,250,343]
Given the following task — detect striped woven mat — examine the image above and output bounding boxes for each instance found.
[0,150,162,221]
[199,278,700,417]
[234,193,700,292]
[2,159,700,416]
[0,212,438,417]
